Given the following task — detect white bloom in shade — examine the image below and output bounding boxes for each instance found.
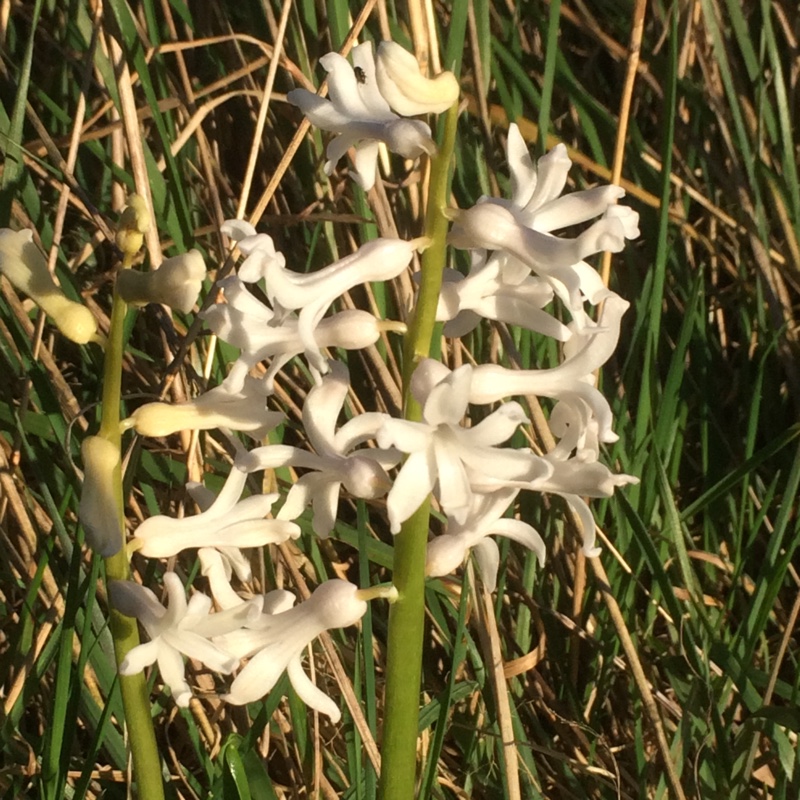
[238,362,398,537]
[426,488,545,592]
[436,255,571,341]
[375,41,459,116]
[204,274,395,392]
[0,228,99,344]
[122,376,283,440]
[217,580,367,720]
[132,465,300,558]
[111,573,259,707]
[377,362,549,533]
[466,293,631,443]
[287,42,435,190]
[116,250,206,313]
[78,436,124,557]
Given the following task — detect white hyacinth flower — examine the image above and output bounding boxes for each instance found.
[116,250,206,313]
[0,228,99,344]
[204,275,393,392]
[466,293,631,443]
[447,124,639,325]
[216,579,367,721]
[287,42,436,190]
[426,488,545,592]
[377,362,549,533]
[238,362,398,537]
[436,255,571,341]
[111,572,260,707]
[132,464,300,558]
[122,376,283,440]
[375,41,459,116]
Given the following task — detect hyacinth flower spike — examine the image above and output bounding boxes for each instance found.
[217,579,368,721]
[287,42,436,191]
[111,573,260,707]
[131,463,300,558]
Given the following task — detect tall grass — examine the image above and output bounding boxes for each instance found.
[1,1,798,798]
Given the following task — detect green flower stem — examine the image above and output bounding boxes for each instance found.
[98,253,165,800]
[379,102,459,800]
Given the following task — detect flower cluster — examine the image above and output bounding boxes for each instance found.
[65,41,639,719]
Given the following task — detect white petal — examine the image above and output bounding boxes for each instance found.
[221,219,257,241]
[286,89,352,130]
[473,538,500,592]
[157,646,193,707]
[506,123,536,208]
[490,519,546,568]
[352,141,381,191]
[531,186,625,232]
[223,642,291,706]
[311,480,341,538]
[119,639,161,674]
[387,449,437,533]
[433,435,472,523]
[463,402,528,447]
[422,364,471,426]
[521,143,571,218]
[287,657,341,722]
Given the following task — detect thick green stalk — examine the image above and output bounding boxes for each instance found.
[379,102,459,800]
[99,253,165,800]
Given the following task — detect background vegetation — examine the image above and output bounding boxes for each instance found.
[0,1,798,798]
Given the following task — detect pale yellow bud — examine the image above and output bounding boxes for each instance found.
[116,195,150,256]
[376,42,459,116]
[0,228,99,345]
[116,250,206,313]
[79,436,124,556]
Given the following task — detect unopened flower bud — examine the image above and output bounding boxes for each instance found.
[116,250,205,313]
[0,229,99,344]
[115,195,150,256]
[376,41,459,116]
[78,436,124,556]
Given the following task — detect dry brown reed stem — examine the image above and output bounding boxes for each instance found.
[236,0,293,219]
[474,577,521,800]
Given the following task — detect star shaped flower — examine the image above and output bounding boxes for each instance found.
[111,573,259,707]
[426,488,545,592]
[376,362,550,533]
[238,362,398,537]
[447,124,639,327]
